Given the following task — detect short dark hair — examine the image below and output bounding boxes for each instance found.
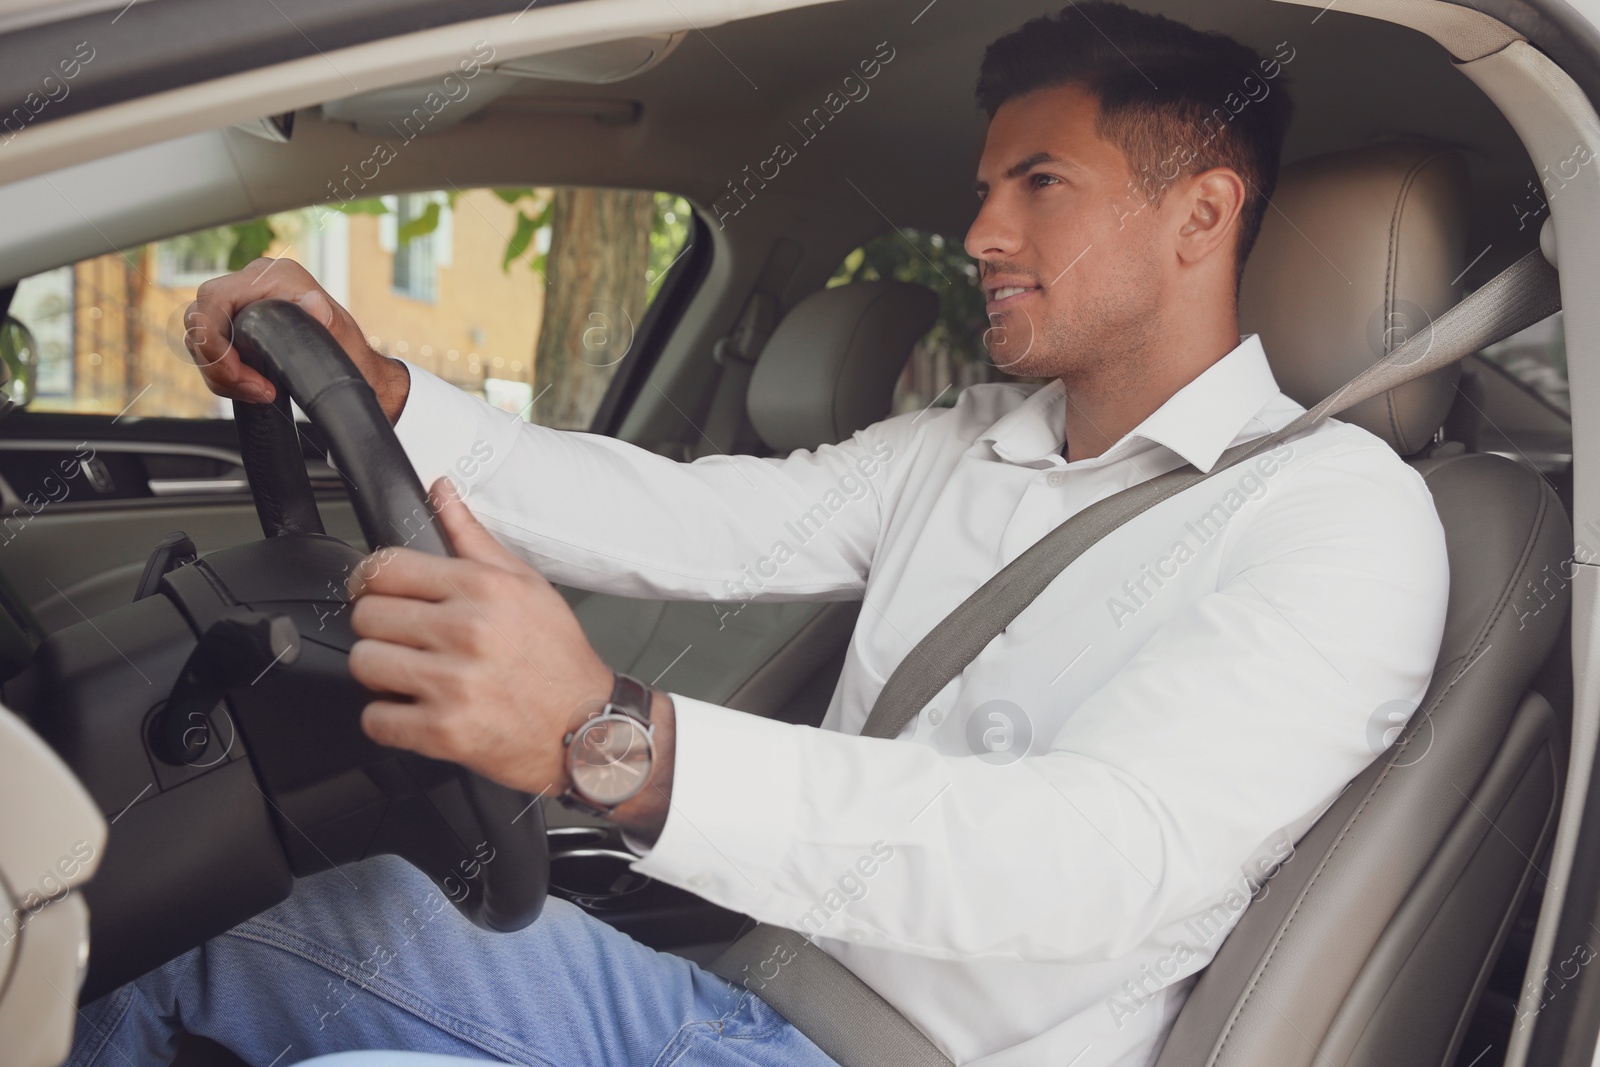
[975,3,1293,285]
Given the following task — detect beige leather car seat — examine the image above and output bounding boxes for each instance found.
[1154,143,1572,1067]
[743,280,939,454]
[572,280,937,720]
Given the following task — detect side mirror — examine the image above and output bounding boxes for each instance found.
[0,314,38,412]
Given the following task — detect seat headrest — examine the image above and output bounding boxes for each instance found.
[1239,143,1470,454]
[747,280,939,453]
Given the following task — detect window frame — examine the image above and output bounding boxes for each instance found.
[588,209,713,437]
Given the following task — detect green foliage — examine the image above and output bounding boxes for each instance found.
[828,228,987,369]
[324,194,449,244]
[488,188,555,277]
[647,193,693,300]
[504,211,537,270]
[0,317,36,406]
[158,226,234,276]
[226,218,276,270]
[396,201,441,246]
[482,188,690,291]
[179,201,378,277]
[330,198,389,216]
[161,216,283,274]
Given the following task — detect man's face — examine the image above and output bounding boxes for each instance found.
[966,83,1170,381]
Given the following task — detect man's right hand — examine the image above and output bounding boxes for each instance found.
[183,257,411,423]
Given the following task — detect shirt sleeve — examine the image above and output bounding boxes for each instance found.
[633,443,1450,963]
[391,361,906,601]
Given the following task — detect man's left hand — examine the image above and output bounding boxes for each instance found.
[347,478,613,799]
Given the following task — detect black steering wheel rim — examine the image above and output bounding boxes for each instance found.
[229,298,549,933]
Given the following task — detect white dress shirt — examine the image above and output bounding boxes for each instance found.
[393,334,1449,1067]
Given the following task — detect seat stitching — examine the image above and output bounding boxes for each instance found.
[1382,150,1452,454]
[1443,458,1555,656]
[1208,455,1555,1065]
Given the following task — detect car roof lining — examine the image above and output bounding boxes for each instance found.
[0,0,591,129]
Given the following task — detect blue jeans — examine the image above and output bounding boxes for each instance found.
[66,855,840,1067]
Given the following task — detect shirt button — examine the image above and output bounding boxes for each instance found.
[848,930,865,942]
[1047,471,1066,488]
[926,706,943,725]
[689,874,709,889]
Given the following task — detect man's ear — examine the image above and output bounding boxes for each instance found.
[1173,168,1246,267]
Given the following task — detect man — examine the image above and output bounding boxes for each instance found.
[67,4,1448,1066]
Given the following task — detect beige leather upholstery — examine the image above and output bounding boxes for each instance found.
[746,280,938,452]
[574,281,934,725]
[1240,143,1470,454]
[1156,144,1571,1067]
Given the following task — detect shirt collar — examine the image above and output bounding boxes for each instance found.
[976,335,1283,474]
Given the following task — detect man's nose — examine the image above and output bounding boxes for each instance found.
[964,193,1024,263]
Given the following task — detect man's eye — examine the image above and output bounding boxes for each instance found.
[1030,173,1062,189]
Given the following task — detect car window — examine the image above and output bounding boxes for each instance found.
[1478,310,1568,416]
[827,227,1042,416]
[6,187,695,430]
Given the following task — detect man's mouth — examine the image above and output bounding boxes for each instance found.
[985,283,1041,312]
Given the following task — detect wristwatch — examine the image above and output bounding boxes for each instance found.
[560,672,656,818]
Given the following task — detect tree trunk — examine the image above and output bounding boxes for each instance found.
[532,188,655,429]
[122,249,146,411]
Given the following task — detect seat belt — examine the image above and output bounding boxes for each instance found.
[706,249,1562,1067]
[862,248,1560,741]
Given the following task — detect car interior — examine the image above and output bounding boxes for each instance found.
[0,0,1595,1064]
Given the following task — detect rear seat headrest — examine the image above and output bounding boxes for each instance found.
[1239,143,1471,454]
[748,280,939,453]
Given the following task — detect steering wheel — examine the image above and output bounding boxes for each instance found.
[226,298,549,933]
[12,299,550,1002]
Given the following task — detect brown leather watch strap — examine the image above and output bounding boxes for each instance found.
[608,671,652,725]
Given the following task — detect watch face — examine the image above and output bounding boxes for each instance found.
[568,713,653,807]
